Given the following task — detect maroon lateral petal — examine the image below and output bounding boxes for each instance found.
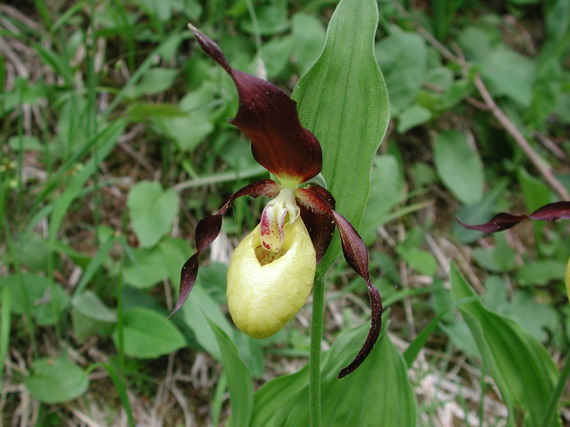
[456,212,528,233]
[296,186,383,378]
[458,201,570,234]
[168,179,280,319]
[189,25,322,182]
[296,186,336,262]
[529,201,570,221]
[332,211,383,379]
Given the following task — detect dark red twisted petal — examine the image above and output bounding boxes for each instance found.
[297,186,336,262]
[457,201,570,233]
[189,26,322,182]
[529,201,570,221]
[168,179,280,319]
[296,186,383,378]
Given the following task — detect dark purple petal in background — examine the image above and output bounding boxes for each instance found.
[529,201,570,221]
[189,25,322,183]
[458,201,570,234]
[456,212,528,233]
[332,211,383,379]
[169,179,280,318]
[296,186,336,262]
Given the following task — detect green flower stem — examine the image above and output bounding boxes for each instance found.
[310,272,326,427]
[542,354,570,426]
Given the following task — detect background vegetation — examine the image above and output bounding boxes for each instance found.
[1,0,569,425]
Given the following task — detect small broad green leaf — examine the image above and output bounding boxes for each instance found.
[481,46,536,106]
[207,319,253,427]
[450,263,559,426]
[376,27,427,113]
[72,291,116,322]
[397,104,432,133]
[261,37,294,78]
[518,168,551,212]
[240,5,289,36]
[25,358,89,403]
[8,135,44,151]
[127,181,178,247]
[516,260,567,286]
[361,155,405,244]
[156,114,214,152]
[434,130,484,205]
[472,234,516,273]
[291,13,326,74]
[0,273,69,326]
[125,68,178,98]
[399,248,438,276]
[122,246,169,288]
[113,308,185,358]
[128,103,188,120]
[293,0,389,268]
[482,276,558,342]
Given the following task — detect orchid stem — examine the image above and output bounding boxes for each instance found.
[310,272,325,427]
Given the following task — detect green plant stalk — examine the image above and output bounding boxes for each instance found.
[309,272,326,427]
[541,354,570,426]
[0,286,10,393]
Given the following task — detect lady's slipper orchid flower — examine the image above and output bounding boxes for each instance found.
[169,26,382,378]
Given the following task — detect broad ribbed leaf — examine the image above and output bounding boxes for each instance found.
[450,264,560,426]
[207,319,253,427]
[293,0,389,268]
[274,327,417,427]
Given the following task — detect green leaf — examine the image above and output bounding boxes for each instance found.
[8,135,44,151]
[72,291,116,322]
[450,264,559,426]
[125,67,178,98]
[122,246,169,288]
[113,308,185,358]
[240,5,289,36]
[397,104,432,133]
[399,248,438,276]
[275,329,417,427]
[25,358,89,403]
[376,27,427,113]
[127,181,178,247]
[293,0,389,267]
[434,130,484,205]
[516,260,567,286]
[128,102,188,120]
[361,155,405,244]
[0,273,69,326]
[182,284,234,360]
[207,319,253,427]
[518,168,551,212]
[472,234,516,273]
[291,13,326,74]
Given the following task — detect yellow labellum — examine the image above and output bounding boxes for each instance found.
[227,219,316,339]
